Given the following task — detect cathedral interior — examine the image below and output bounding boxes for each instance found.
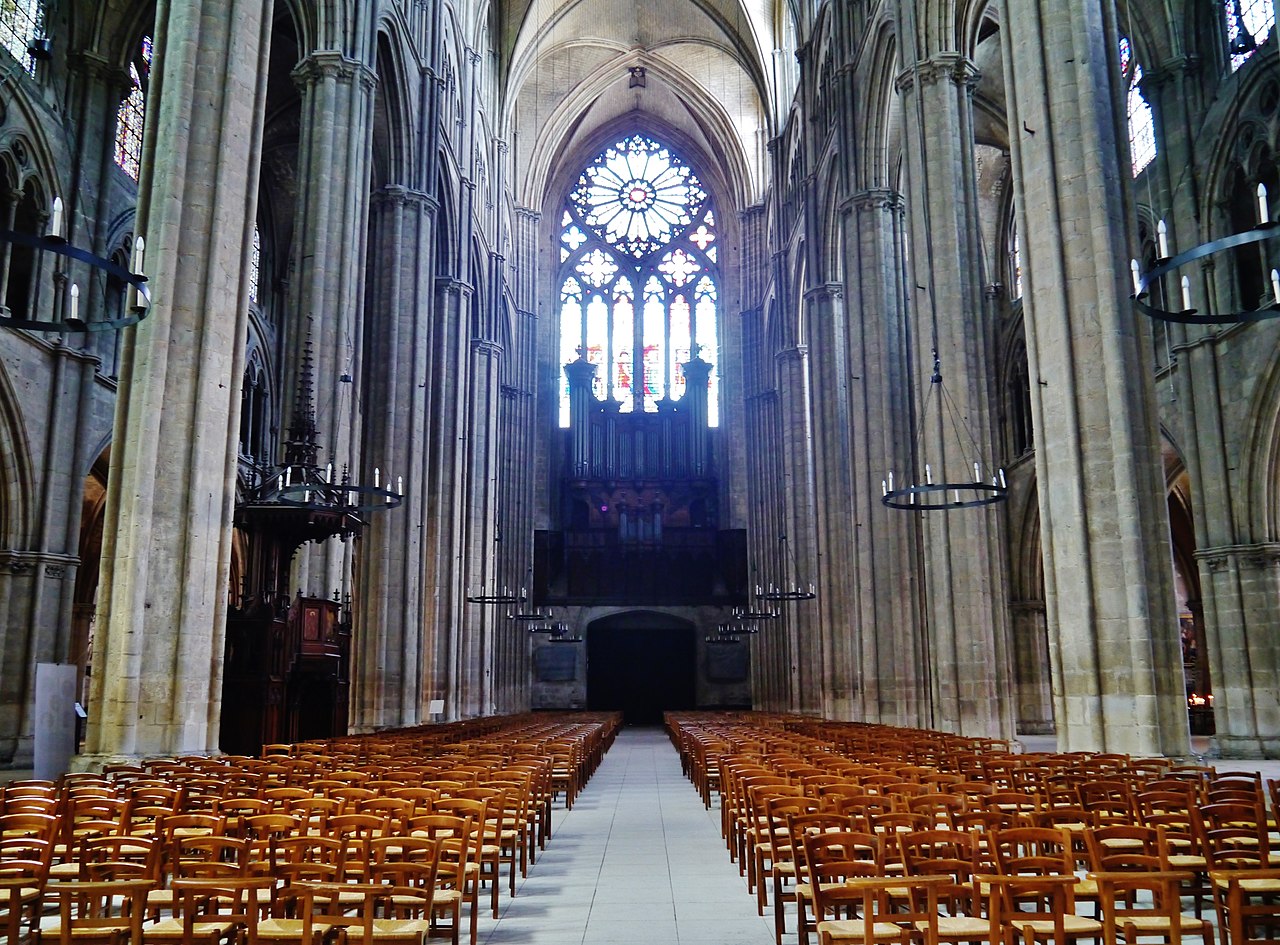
[1,0,1279,769]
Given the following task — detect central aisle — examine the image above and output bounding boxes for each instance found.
[483,727,775,945]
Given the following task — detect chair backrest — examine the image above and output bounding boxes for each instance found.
[169,835,250,879]
[1195,800,1270,868]
[79,834,162,882]
[983,872,1084,944]
[51,878,155,945]
[171,876,273,945]
[1084,824,1166,872]
[991,826,1073,876]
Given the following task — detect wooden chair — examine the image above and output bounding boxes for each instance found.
[1209,867,1280,945]
[806,868,947,945]
[0,875,45,945]
[1091,870,1213,945]
[145,875,274,944]
[799,831,884,945]
[982,872,1104,945]
[899,830,988,945]
[782,811,856,945]
[32,878,153,945]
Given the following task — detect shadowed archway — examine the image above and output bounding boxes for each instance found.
[586,611,696,724]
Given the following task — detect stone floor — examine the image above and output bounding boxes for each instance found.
[483,726,775,944]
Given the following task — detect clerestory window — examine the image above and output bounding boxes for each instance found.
[558,134,720,427]
[1120,37,1157,178]
[1226,0,1275,70]
[115,35,153,181]
[0,0,41,76]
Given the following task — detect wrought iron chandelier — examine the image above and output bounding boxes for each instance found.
[883,14,1007,514]
[1131,5,1279,327]
[0,198,150,332]
[755,533,816,601]
[237,336,401,539]
[882,349,1007,510]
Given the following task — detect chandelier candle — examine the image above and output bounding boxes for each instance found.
[49,196,64,241]
[1259,183,1270,225]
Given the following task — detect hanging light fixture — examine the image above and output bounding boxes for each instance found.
[0,198,150,332]
[238,331,401,536]
[755,533,816,601]
[529,619,581,643]
[1132,209,1280,326]
[1131,7,1277,327]
[731,601,779,621]
[882,348,1007,510]
[881,31,1006,513]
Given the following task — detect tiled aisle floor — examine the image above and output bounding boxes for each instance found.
[483,727,774,945]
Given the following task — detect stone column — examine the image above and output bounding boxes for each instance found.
[802,283,857,720]
[426,278,473,719]
[286,50,377,599]
[1196,544,1280,755]
[352,186,438,731]
[841,190,929,727]
[897,52,1015,738]
[773,344,821,714]
[999,0,1189,755]
[80,0,270,762]
[460,338,504,718]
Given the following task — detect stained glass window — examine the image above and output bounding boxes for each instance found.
[0,0,41,75]
[1227,0,1275,70]
[249,224,261,303]
[1120,37,1156,178]
[559,135,719,426]
[115,35,153,181]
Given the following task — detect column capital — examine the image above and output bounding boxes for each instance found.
[472,338,503,358]
[1196,543,1280,571]
[70,51,132,92]
[895,53,980,94]
[436,277,474,298]
[775,344,809,363]
[292,51,377,91]
[803,282,843,305]
[844,188,905,214]
[371,185,438,212]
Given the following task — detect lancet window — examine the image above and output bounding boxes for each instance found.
[115,35,153,181]
[1120,37,1157,178]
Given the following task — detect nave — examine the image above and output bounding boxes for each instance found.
[488,727,774,944]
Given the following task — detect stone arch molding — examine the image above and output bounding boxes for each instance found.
[513,47,760,211]
[0,360,35,550]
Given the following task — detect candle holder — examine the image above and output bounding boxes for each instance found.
[1133,219,1280,325]
[754,534,818,601]
[0,224,150,332]
[882,350,1007,512]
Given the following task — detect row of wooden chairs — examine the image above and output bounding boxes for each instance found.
[668,712,1280,945]
[1,712,621,944]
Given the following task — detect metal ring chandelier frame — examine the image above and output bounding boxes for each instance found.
[881,481,1008,511]
[276,482,402,513]
[0,228,151,332]
[1134,222,1280,325]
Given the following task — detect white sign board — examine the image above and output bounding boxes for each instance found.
[34,663,78,780]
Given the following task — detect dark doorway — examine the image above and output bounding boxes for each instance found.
[587,611,696,724]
